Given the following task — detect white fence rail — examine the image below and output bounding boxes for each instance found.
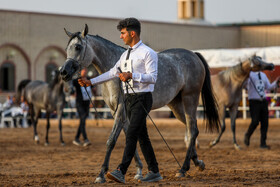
[64,90,280,119]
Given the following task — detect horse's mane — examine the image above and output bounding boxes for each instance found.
[90,35,126,50]
[48,70,61,89]
[67,33,126,51]
[218,63,245,84]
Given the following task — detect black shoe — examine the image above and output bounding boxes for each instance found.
[140,171,162,182]
[244,134,250,146]
[83,139,91,147]
[260,144,270,149]
[107,169,125,183]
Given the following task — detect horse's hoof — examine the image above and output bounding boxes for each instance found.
[175,172,185,178]
[44,142,49,146]
[234,144,241,150]
[209,141,216,148]
[196,160,205,171]
[34,136,40,144]
[94,177,106,183]
[61,142,65,146]
[134,174,143,180]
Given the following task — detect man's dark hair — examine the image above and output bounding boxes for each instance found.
[117,17,141,36]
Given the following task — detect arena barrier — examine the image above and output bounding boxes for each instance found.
[63,89,280,119]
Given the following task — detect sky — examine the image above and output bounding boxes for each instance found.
[0,0,177,23]
[1,0,280,24]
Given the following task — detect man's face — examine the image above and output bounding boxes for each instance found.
[120,28,133,46]
[81,69,87,77]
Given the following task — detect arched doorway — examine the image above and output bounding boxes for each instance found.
[0,62,15,92]
[34,46,66,81]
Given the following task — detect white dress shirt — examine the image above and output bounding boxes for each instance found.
[247,72,277,100]
[90,40,158,94]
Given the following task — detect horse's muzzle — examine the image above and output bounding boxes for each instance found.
[60,59,79,81]
[266,63,274,71]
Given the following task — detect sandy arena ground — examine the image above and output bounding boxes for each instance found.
[0,118,280,186]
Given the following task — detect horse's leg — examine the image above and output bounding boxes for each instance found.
[209,106,226,147]
[229,105,240,150]
[95,106,143,183]
[176,94,200,177]
[95,105,125,183]
[168,95,204,172]
[30,105,39,143]
[45,112,50,146]
[57,108,65,146]
[168,97,197,149]
[33,108,41,144]
[29,105,36,139]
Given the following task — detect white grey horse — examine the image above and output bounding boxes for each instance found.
[59,25,220,183]
[17,70,66,146]
[209,55,274,150]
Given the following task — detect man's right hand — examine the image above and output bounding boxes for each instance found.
[78,77,91,87]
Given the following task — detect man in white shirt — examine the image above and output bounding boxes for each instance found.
[244,71,280,149]
[79,17,162,183]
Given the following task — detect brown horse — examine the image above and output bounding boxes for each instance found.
[209,55,274,150]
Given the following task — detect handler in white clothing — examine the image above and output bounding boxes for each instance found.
[79,17,162,183]
[244,71,280,149]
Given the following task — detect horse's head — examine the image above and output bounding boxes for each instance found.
[50,69,64,87]
[249,54,274,72]
[60,24,94,81]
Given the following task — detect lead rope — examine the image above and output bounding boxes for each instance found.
[118,67,181,169]
[78,66,100,126]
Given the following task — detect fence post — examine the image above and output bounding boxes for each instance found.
[242,89,247,119]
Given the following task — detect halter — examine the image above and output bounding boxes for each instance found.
[65,35,101,123]
[240,56,257,73]
[66,34,88,74]
[249,56,260,69]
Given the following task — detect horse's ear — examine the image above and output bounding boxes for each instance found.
[81,24,88,38]
[64,28,73,38]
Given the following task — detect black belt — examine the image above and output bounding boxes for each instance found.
[125,92,150,97]
[249,98,266,102]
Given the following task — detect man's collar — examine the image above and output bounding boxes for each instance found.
[131,40,142,50]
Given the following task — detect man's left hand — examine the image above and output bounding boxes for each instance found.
[119,72,132,82]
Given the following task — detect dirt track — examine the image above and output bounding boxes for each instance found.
[1,118,280,186]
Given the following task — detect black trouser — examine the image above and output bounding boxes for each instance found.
[118,92,159,175]
[75,100,90,140]
[246,99,269,146]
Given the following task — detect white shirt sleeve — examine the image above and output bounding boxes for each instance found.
[132,51,158,84]
[90,59,122,85]
[264,73,277,91]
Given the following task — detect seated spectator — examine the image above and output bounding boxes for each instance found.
[20,96,30,128]
[3,95,13,110]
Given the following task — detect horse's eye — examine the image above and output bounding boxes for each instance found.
[75,44,82,51]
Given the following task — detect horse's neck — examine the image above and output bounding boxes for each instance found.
[89,36,125,74]
[49,81,64,96]
[228,61,250,87]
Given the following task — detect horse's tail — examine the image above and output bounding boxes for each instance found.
[195,52,220,132]
[16,79,31,104]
